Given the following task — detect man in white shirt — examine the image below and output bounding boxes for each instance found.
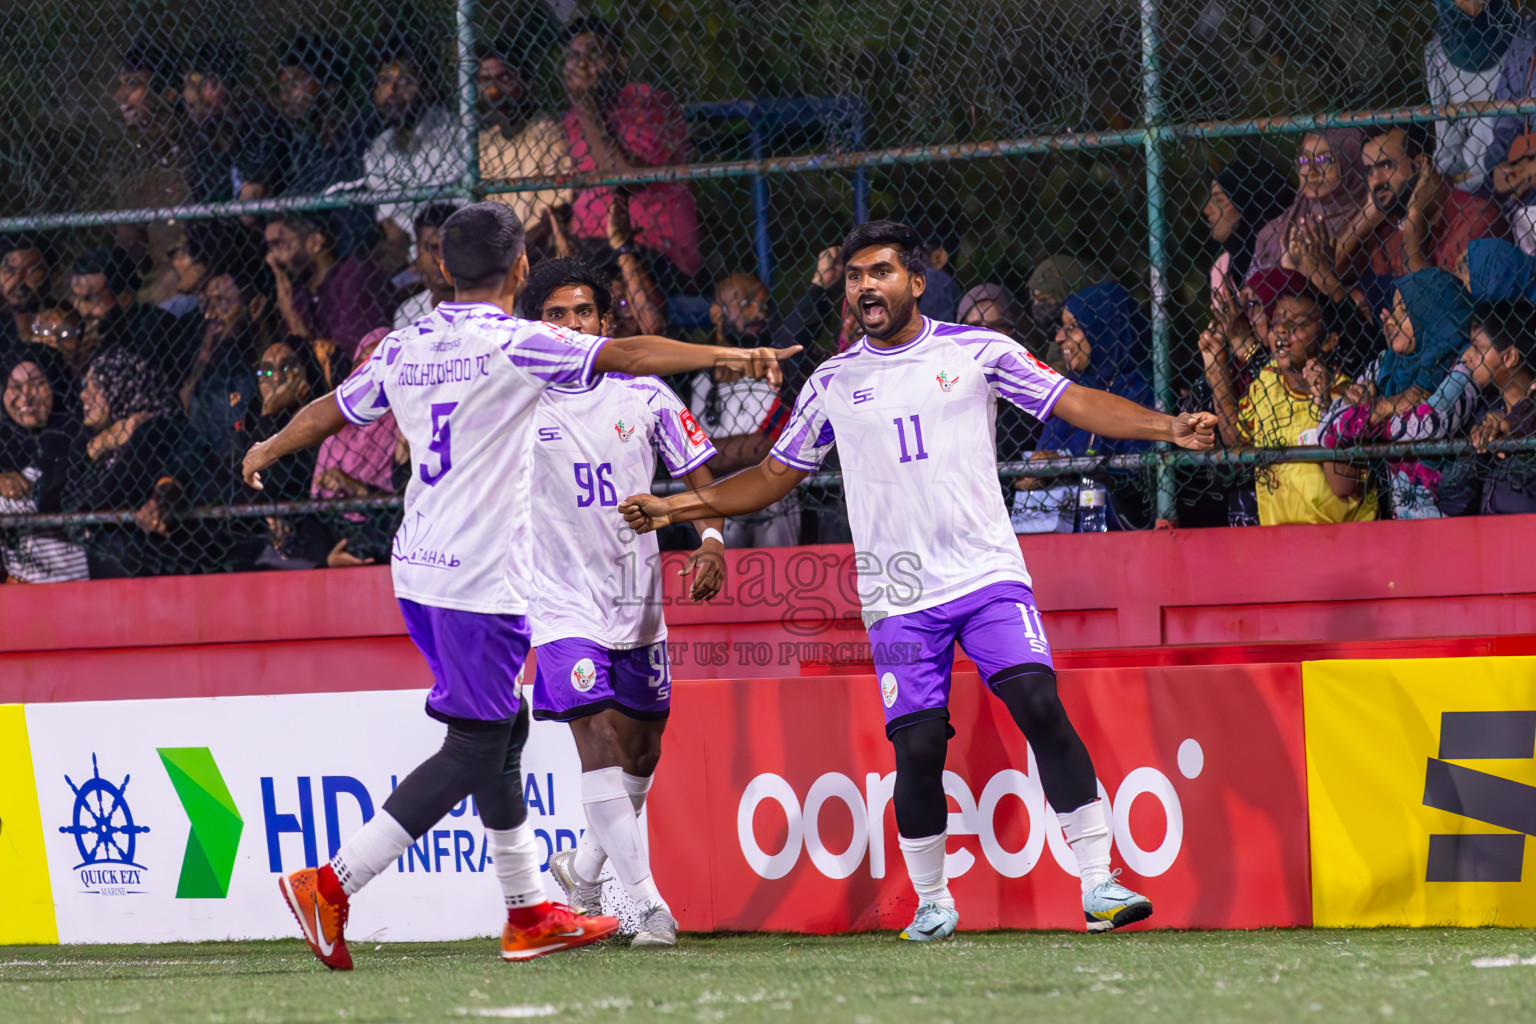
[621,221,1217,944]
[243,204,798,970]
[362,40,467,266]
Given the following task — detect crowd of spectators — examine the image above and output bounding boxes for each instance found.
[4,2,1536,583]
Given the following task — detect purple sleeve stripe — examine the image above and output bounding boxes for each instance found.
[770,448,821,472]
[985,370,1052,397]
[775,419,815,457]
[579,336,609,388]
[1038,377,1072,421]
[653,408,688,458]
[334,388,370,426]
[668,444,717,478]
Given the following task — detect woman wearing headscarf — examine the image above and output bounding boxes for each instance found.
[1027,254,1106,335]
[1012,283,1153,532]
[1203,151,1292,310]
[61,345,208,577]
[1251,129,1371,278]
[231,338,339,570]
[1467,236,1536,301]
[1319,268,1482,518]
[0,348,88,581]
[1429,0,1535,194]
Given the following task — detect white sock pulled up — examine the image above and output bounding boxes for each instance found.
[486,821,546,908]
[330,811,413,896]
[582,766,666,912]
[897,831,954,910]
[1058,798,1112,894]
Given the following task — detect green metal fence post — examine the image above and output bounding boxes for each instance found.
[456,0,481,200]
[1140,0,1175,523]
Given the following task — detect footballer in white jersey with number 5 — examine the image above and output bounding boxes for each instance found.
[521,259,727,948]
[621,220,1218,944]
[241,204,800,970]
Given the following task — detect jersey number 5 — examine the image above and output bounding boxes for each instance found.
[420,401,459,486]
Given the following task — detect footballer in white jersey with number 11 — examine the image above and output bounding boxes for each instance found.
[521,258,728,948]
[622,220,1218,943]
[241,203,800,970]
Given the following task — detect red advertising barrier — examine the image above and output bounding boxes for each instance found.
[650,663,1311,932]
[5,514,1536,705]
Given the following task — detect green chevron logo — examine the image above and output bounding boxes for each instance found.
[157,747,243,899]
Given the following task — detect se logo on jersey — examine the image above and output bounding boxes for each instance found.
[936,370,959,392]
[679,409,707,446]
[614,420,637,443]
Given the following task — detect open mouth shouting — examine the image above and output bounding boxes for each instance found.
[858,292,889,332]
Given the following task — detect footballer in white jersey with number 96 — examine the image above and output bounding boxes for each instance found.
[521,258,730,948]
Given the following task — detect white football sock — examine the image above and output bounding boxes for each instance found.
[898,832,954,909]
[1059,799,1112,893]
[621,770,654,813]
[573,830,607,885]
[330,811,413,896]
[582,766,666,911]
[486,822,546,908]
[572,770,656,883]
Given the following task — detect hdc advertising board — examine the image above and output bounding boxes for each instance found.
[22,690,589,943]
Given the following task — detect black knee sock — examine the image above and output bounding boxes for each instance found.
[891,717,950,838]
[472,703,530,830]
[382,716,516,838]
[991,663,1098,812]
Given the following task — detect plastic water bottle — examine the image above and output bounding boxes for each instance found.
[1076,475,1108,533]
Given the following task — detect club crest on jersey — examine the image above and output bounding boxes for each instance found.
[936,370,959,392]
[571,658,597,692]
[614,419,637,443]
[880,672,899,708]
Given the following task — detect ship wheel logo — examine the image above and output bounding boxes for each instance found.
[60,753,150,869]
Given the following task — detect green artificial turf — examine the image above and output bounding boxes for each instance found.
[3,929,1536,1023]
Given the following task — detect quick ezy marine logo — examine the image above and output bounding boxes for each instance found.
[60,753,151,895]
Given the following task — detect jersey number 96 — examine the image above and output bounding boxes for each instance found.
[575,462,617,507]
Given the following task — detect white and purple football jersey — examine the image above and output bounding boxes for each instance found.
[770,317,1072,616]
[334,301,608,614]
[528,374,715,648]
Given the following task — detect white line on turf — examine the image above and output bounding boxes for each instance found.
[452,1006,559,1018]
[1472,955,1536,968]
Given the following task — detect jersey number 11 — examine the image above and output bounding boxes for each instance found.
[893,414,929,463]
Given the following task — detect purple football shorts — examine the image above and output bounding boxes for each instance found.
[864,580,1054,736]
[532,637,671,722]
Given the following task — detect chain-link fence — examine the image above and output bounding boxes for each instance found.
[3,0,1536,581]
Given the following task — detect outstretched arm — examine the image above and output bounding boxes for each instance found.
[243,393,348,489]
[621,456,807,533]
[595,338,801,387]
[1052,383,1217,449]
